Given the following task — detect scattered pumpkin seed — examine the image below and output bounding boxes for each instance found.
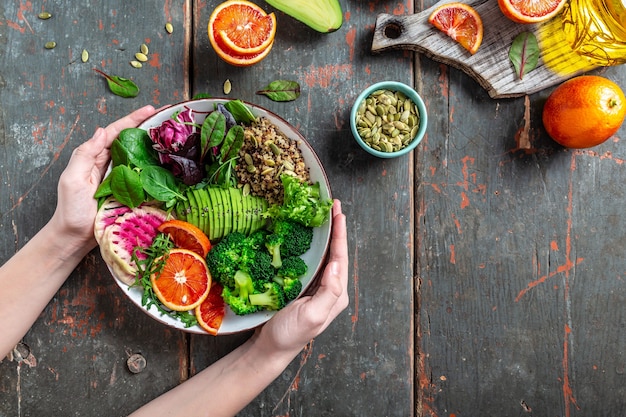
[130,60,143,69]
[44,41,56,49]
[223,79,232,95]
[38,12,52,20]
[165,22,174,34]
[81,49,89,63]
[135,52,148,62]
[140,43,149,55]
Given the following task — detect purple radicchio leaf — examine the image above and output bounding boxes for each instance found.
[217,103,237,131]
[168,154,204,185]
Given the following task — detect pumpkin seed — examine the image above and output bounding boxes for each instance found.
[140,43,149,55]
[135,52,148,62]
[165,22,174,34]
[38,12,52,20]
[223,79,232,95]
[81,49,89,63]
[130,60,143,68]
[354,88,421,153]
[44,41,56,49]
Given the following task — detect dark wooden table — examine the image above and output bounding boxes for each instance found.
[0,1,624,416]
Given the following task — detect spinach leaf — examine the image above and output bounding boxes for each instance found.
[94,175,112,199]
[224,100,256,124]
[140,165,186,203]
[110,165,145,208]
[117,128,159,168]
[256,80,301,102]
[509,32,539,80]
[111,140,130,167]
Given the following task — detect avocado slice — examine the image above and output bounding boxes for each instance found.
[203,188,216,241]
[229,187,243,234]
[199,188,213,241]
[241,190,251,235]
[186,189,200,233]
[191,189,207,239]
[221,188,233,237]
[175,193,189,222]
[209,187,224,240]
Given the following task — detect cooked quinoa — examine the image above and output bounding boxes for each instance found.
[236,117,310,205]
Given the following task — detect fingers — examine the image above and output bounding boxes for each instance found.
[306,200,349,319]
[102,105,156,147]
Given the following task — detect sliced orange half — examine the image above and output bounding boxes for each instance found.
[498,0,567,23]
[195,282,225,335]
[157,219,211,258]
[428,2,484,55]
[208,0,276,66]
[151,249,212,311]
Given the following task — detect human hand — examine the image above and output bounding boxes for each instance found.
[49,105,156,252]
[254,200,349,353]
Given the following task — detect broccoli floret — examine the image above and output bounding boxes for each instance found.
[222,286,259,316]
[265,233,284,268]
[272,219,314,257]
[273,275,303,302]
[274,256,307,301]
[278,256,308,278]
[246,229,269,250]
[206,239,242,288]
[240,250,274,284]
[205,231,260,288]
[249,282,286,311]
[233,270,255,300]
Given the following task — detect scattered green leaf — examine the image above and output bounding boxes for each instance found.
[509,32,539,80]
[94,69,140,98]
[256,80,301,102]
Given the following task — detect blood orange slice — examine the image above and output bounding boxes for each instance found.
[208,0,276,66]
[498,0,566,23]
[151,249,212,311]
[195,282,225,335]
[428,2,484,55]
[157,219,211,258]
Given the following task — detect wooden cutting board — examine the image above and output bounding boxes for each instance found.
[371,0,602,99]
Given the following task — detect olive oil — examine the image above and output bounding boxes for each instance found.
[562,0,626,66]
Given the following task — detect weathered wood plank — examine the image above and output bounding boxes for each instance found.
[190,1,415,416]
[0,1,190,415]
[416,38,626,415]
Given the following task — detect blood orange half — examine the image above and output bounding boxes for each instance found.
[195,282,225,335]
[151,249,212,311]
[158,219,211,258]
[498,0,567,23]
[208,0,276,66]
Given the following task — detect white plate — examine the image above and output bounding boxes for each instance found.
[107,99,332,335]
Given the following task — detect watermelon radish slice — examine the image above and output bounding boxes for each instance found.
[94,197,133,244]
[98,205,169,285]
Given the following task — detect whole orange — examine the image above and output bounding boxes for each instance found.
[542,75,626,149]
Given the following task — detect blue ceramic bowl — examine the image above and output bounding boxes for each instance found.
[350,81,427,159]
